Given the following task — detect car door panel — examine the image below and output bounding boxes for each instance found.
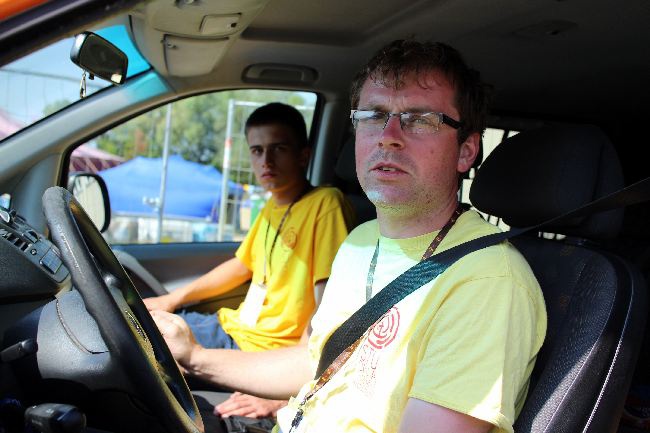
[113,241,249,311]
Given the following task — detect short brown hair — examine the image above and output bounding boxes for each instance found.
[245,102,309,148]
[350,40,491,144]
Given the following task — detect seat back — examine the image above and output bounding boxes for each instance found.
[334,135,376,226]
[470,124,647,433]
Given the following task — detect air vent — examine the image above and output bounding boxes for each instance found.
[2,231,31,251]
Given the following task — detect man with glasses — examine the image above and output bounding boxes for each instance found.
[153,40,546,433]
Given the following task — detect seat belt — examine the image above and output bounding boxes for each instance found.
[316,175,650,377]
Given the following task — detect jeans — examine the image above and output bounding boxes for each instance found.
[178,310,240,350]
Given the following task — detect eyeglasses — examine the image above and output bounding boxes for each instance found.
[350,110,462,135]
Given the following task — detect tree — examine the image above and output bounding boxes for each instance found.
[93,89,313,185]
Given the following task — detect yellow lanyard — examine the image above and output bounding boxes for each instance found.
[262,185,312,284]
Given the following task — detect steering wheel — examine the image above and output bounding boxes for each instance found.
[42,186,204,433]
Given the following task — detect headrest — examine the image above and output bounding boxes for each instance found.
[334,135,357,184]
[470,124,624,239]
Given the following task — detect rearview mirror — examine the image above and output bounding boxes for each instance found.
[70,32,128,85]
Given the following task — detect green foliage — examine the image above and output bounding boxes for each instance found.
[94,89,315,184]
[43,99,72,116]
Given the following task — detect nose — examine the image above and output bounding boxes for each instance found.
[262,147,274,167]
[378,114,405,149]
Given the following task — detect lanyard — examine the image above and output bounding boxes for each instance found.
[366,205,465,302]
[262,184,312,285]
[289,204,465,433]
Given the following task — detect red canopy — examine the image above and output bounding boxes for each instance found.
[70,144,125,173]
[0,109,22,140]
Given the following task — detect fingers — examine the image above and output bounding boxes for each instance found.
[215,393,256,417]
[151,310,179,335]
[149,311,198,365]
[151,310,185,327]
[142,297,157,311]
[150,309,179,322]
[214,393,287,418]
[215,400,261,418]
[143,294,175,312]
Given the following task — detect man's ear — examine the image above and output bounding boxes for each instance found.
[299,146,312,169]
[457,132,480,174]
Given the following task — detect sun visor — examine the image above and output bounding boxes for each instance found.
[163,35,228,76]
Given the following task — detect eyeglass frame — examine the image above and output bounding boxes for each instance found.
[350,109,463,134]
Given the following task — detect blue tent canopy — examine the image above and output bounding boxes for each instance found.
[99,154,244,221]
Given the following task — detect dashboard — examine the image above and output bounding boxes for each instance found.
[0,206,70,300]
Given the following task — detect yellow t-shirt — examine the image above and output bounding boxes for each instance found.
[276,211,547,433]
[218,186,354,352]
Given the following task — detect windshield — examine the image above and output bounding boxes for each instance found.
[0,24,150,142]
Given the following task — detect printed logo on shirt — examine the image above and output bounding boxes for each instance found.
[355,307,401,397]
[368,307,400,349]
[282,227,298,250]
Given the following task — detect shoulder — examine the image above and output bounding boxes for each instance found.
[344,219,379,245]
[302,186,350,213]
[306,186,345,203]
[444,211,541,297]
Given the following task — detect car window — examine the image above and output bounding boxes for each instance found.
[0,24,150,142]
[69,89,317,245]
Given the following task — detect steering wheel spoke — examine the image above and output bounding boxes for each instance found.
[42,186,203,433]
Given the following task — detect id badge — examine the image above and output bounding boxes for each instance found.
[239,281,267,327]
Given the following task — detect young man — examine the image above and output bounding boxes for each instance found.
[146,102,354,416]
[153,41,546,433]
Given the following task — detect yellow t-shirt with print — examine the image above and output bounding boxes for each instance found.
[276,211,547,433]
[219,186,354,352]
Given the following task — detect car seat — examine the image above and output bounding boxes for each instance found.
[605,201,650,431]
[470,124,648,433]
[333,134,376,226]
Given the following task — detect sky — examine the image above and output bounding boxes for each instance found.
[0,25,316,139]
[0,37,95,127]
[0,25,145,131]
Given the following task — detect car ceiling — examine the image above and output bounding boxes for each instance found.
[0,0,647,228]
[126,0,649,123]
[0,0,647,122]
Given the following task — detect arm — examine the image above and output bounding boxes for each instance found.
[151,310,312,399]
[301,278,327,343]
[143,256,252,312]
[186,344,310,399]
[215,278,328,418]
[189,279,327,394]
[398,398,492,433]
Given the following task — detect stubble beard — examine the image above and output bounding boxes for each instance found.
[364,178,450,225]
[364,183,425,218]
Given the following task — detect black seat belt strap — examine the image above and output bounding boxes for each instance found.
[316,175,650,377]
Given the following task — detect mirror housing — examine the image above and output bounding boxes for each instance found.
[67,173,111,233]
[70,32,128,85]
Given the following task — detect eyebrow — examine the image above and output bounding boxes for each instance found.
[248,141,293,149]
[357,104,438,114]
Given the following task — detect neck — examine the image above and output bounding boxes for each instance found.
[377,200,460,239]
[271,178,310,206]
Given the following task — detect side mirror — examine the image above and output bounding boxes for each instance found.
[67,173,111,233]
[70,32,128,85]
